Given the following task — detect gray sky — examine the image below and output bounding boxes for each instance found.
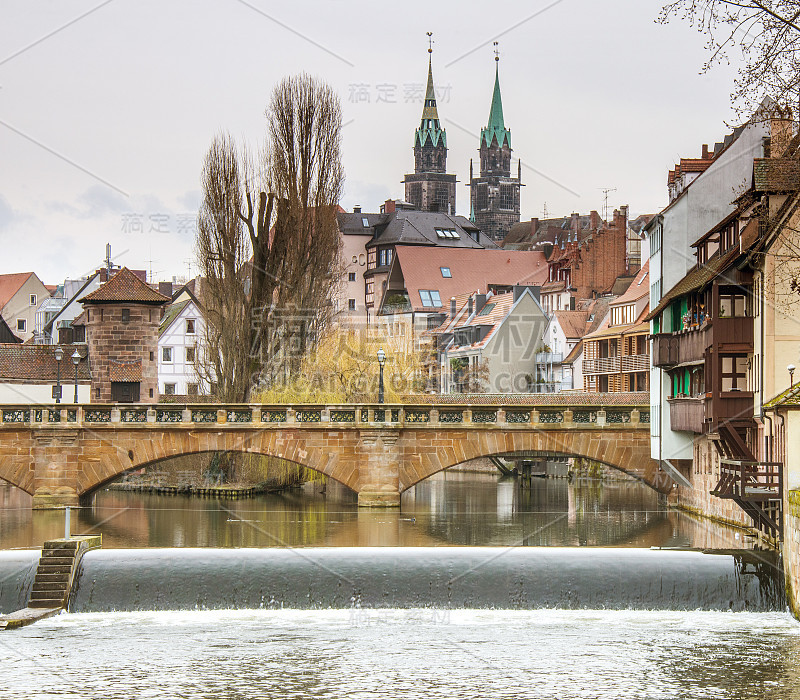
[0,0,741,283]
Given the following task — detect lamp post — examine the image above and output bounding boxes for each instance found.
[53,346,63,403]
[377,347,386,404]
[72,350,81,404]
[789,364,796,387]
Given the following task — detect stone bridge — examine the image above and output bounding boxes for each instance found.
[0,397,664,509]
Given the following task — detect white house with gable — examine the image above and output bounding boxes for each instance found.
[158,296,207,396]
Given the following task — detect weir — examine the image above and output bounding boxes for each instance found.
[0,547,785,614]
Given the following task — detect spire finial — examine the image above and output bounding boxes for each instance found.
[493,40,499,62]
[427,31,433,54]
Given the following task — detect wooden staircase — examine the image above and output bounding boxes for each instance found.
[710,425,783,539]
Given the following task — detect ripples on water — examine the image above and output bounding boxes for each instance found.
[3,609,800,700]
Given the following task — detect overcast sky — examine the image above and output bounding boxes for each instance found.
[0,0,742,283]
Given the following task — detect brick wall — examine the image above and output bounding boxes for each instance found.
[571,208,628,300]
[85,303,161,403]
[785,490,800,620]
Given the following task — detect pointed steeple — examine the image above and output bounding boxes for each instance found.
[415,35,446,149]
[480,51,511,149]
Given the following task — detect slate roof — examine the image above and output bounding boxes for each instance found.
[646,247,741,321]
[0,343,90,382]
[367,210,491,249]
[393,246,548,312]
[765,382,800,408]
[159,300,190,337]
[80,267,170,305]
[0,272,35,310]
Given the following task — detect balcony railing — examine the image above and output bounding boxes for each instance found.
[621,354,649,373]
[667,396,705,433]
[583,356,621,375]
[535,352,564,364]
[652,317,754,369]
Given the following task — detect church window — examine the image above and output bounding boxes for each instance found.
[476,183,488,211]
[500,184,514,210]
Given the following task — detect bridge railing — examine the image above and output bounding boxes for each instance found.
[0,403,650,429]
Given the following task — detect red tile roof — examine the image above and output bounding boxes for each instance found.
[552,310,588,339]
[109,359,142,382]
[0,272,35,310]
[0,343,91,382]
[394,247,548,312]
[611,260,649,306]
[80,267,170,305]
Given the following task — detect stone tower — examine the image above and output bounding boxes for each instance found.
[80,267,169,404]
[469,54,521,241]
[403,46,457,213]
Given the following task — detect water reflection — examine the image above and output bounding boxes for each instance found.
[0,473,756,550]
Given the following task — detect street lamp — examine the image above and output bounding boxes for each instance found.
[72,350,81,404]
[377,347,386,404]
[789,364,796,387]
[53,346,63,404]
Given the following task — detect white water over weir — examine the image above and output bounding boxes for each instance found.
[0,547,785,614]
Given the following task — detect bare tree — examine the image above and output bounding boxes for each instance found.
[259,74,345,386]
[196,74,344,401]
[660,1,800,117]
[195,133,252,402]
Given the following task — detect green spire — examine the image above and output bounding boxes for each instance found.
[415,55,447,148]
[481,62,511,149]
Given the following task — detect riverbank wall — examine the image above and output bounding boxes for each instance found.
[785,490,800,620]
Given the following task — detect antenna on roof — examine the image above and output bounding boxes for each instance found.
[104,243,113,276]
[541,202,549,219]
[599,187,617,222]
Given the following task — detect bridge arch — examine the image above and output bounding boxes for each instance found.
[74,429,354,499]
[398,428,663,493]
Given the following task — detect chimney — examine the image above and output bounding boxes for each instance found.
[620,205,628,228]
[530,217,539,236]
[468,296,474,317]
[382,199,396,214]
[701,144,711,159]
[770,107,794,158]
[450,296,457,318]
[158,282,173,298]
[353,205,362,213]
[590,210,599,230]
[475,293,487,314]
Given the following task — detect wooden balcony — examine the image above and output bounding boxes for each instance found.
[582,356,621,375]
[621,354,649,373]
[652,317,754,369]
[706,392,754,427]
[667,396,705,433]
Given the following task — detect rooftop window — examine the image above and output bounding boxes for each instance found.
[419,290,442,307]
[362,217,370,228]
[478,303,496,317]
[440,267,451,278]
[435,228,460,240]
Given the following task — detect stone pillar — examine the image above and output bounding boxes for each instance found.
[357,429,401,507]
[31,429,81,509]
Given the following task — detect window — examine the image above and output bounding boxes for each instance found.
[186,346,196,363]
[30,294,37,306]
[16,319,25,332]
[719,292,747,318]
[435,228,459,240]
[187,383,199,396]
[362,217,370,228]
[348,272,356,282]
[121,308,130,323]
[499,184,514,210]
[419,290,442,307]
[162,347,173,362]
[478,303,496,316]
[440,267,451,278]
[150,351,154,361]
[367,249,376,270]
[348,299,356,310]
[149,388,154,398]
[164,383,176,395]
[379,249,393,267]
[721,356,749,391]
[186,319,195,334]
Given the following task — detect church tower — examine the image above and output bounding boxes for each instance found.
[469,46,521,241]
[403,35,457,213]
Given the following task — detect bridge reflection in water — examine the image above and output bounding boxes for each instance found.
[0,473,751,551]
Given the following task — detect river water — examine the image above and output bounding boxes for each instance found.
[1,473,798,699]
